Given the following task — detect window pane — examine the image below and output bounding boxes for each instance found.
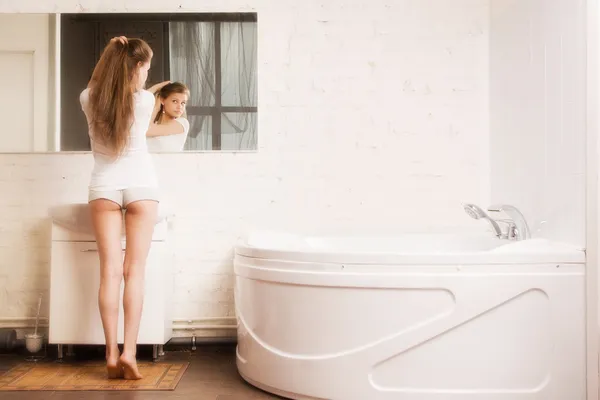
[221,112,257,150]
[221,22,257,107]
[169,22,216,106]
[184,116,212,151]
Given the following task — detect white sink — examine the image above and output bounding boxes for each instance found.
[49,203,172,235]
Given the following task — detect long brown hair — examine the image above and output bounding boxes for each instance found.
[88,38,153,155]
[153,82,190,124]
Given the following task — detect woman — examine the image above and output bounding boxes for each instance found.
[146,82,191,152]
[79,35,170,380]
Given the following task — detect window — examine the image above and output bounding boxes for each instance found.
[169,15,257,150]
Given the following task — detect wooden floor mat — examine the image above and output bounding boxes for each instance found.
[0,361,188,391]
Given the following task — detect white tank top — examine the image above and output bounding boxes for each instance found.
[146,117,190,152]
[80,88,158,191]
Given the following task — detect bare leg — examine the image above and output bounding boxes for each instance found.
[119,200,158,380]
[89,199,124,379]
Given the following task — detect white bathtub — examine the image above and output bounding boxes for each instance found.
[233,231,586,400]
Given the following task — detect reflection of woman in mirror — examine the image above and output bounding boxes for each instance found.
[79,35,169,381]
[146,82,191,152]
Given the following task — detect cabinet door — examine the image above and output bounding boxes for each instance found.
[49,241,171,345]
[50,241,113,344]
[137,241,172,344]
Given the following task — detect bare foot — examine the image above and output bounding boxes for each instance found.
[119,354,143,380]
[106,357,124,379]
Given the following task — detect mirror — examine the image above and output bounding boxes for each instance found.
[0,12,257,153]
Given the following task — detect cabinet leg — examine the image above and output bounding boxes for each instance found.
[57,344,64,362]
[66,344,75,357]
[158,344,164,357]
[152,344,158,362]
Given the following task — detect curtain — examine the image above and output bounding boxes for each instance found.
[169,20,257,151]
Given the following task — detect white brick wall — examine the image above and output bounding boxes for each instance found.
[0,1,491,336]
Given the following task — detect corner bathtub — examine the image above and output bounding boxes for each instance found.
[233,231,586,400]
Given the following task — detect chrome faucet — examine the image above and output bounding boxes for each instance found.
[486,204,531,241]
[462,203,504,238]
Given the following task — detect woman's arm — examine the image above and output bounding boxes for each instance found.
[147,80,171,95]
[147,118,187,137]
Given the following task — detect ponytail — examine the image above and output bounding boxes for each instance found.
[88,38,152,157]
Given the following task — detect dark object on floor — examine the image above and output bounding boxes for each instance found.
[0,330,17,352]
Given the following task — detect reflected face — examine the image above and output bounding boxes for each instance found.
[161,92,188,118]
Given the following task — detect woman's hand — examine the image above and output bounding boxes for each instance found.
[110,36,128,45]
[147,80,171,94]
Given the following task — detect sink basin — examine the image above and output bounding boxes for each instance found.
[49,202,172,235]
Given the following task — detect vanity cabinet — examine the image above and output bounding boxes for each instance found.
[49,219,173,360]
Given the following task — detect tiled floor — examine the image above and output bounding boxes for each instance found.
[0,344,282,399]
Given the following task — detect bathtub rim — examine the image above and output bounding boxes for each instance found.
[235,240,585,265]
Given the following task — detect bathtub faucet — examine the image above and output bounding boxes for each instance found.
[486,204,531,241]
[462,203,504,239]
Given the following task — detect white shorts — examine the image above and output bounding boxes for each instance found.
[88,187,160,208]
